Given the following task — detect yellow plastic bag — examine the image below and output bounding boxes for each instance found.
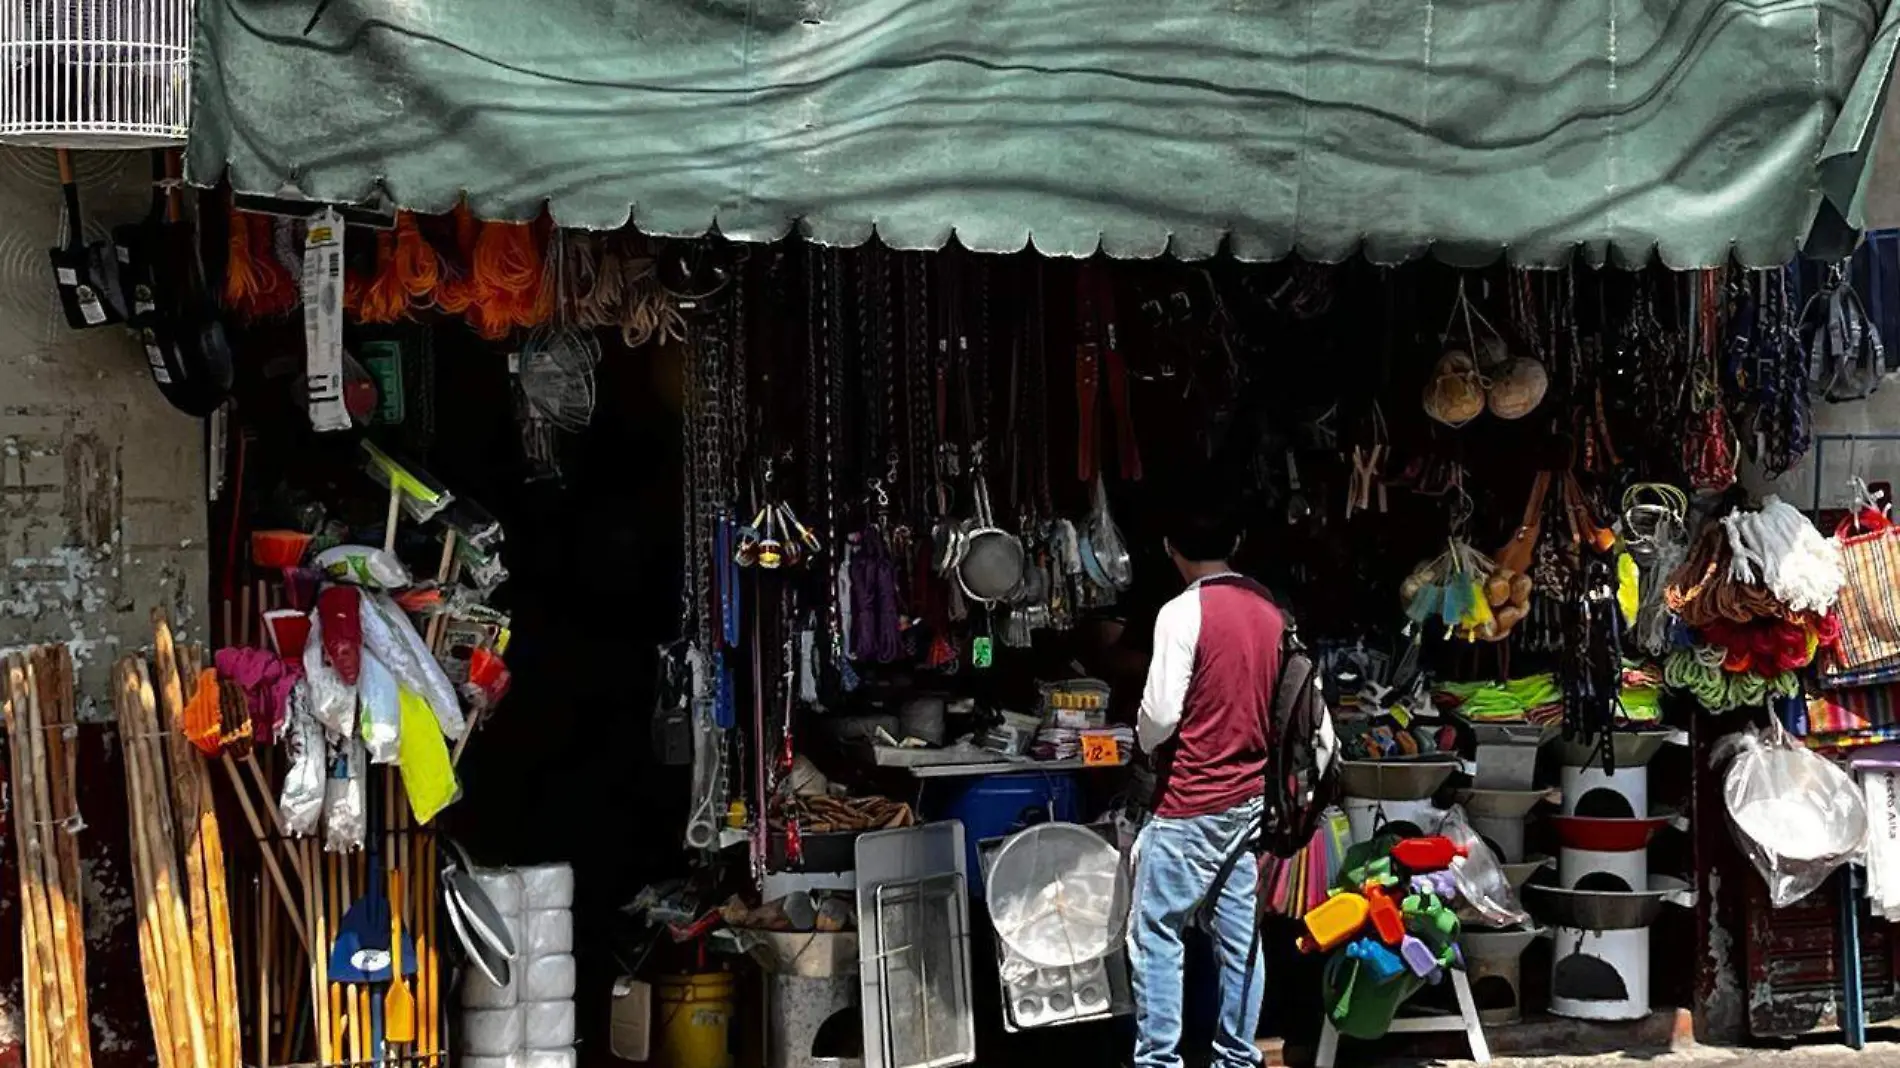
[398,685,458,823]
[1616,552,1640,627]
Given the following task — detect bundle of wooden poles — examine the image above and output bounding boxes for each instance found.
[117,607,447,1068]
[3,644,93,1068]
[114,612,239,1068]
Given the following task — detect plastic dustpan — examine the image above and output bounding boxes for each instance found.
[329,895,418,982]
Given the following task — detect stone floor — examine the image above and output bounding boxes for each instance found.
[1403,1042,1900,1068]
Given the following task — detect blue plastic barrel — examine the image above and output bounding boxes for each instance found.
[926,771,1081,898]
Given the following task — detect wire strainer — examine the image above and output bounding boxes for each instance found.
[518,327,600,433]
[984,822,1129,969]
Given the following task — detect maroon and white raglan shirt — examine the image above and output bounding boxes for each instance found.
[1137,573,1284,818]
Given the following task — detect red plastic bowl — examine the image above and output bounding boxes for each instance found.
[1549,814,1669,853]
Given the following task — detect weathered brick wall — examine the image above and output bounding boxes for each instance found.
[0,148,209,1068]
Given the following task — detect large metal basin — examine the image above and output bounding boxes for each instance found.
[1454,788,1553,819]
[1461,926,1546,961]
[1556,730,1674,770]
[1501,857,1552,890]
[1337,757,1459,801]
[1527,876,1693,931]
[1468,722,1561,748]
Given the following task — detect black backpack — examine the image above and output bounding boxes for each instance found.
[1261,617,1339,859]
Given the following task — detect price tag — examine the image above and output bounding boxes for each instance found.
[1082,734,1120,767]
[972,636,993,669]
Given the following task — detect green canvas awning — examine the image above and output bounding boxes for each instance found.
[190,0,1900,268]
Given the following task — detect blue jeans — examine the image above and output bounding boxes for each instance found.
[1128,796,1264,1068]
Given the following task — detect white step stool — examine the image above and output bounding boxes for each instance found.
[1315,967,1490,1067]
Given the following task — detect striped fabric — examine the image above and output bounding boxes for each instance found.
[1824,524,1900,682]
[1809,682,1900,735]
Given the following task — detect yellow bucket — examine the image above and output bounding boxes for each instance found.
[651,972,735,1068]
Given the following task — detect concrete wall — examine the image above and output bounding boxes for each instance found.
[0,148,207,717]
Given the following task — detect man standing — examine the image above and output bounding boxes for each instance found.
[1130,504,1281,1068]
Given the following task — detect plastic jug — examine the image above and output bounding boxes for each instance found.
[1391,836,1466,873]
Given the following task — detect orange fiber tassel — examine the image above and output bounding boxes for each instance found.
[358,230,411,325]
[468,219,545,337]
[434,203,485,315]
[344,268,365,317]
[248,214,298,318]
[223,204,259,317]
[393,212,441,303]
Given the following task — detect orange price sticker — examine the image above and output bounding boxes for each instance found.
[1082,734,1120,767]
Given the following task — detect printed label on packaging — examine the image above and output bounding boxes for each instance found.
[302,208,351,432]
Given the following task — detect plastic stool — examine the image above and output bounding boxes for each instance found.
[1316,967,1489,1067]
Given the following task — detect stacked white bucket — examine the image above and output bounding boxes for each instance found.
[1545,737,1666,1023]
[1456,724,1557,1025]
[460,864,579,1068]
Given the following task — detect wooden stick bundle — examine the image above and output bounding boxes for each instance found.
[153,613,243,1068]
[4,647,92,1068]
[117,656,211,1068]
[36,647,92,1068]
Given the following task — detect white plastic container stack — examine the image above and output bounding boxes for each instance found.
[459,863,577,1068]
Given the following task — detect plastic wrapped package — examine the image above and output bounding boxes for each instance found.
[363,592,466,739]
[279,694,325,836]
[358,651,401,764]
[315,543,414,589]
[473,870,526,918]
[462,964,520,1009]
[303,614,358,738]
[1717,722,1869,907]
[521,953,577,1001]
[518,864,575,910]
[523,909,574,957]
[522,1051,576,1068]
[523,1000,576,1048]
[1431,805,1529,926]
[322,738,366,853]
[459,1008,525,1056]
[458,1058,521,1068]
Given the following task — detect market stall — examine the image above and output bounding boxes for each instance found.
[18,183,1900,1066]
[195,222,1900,1065]
[4,3,1900,1068]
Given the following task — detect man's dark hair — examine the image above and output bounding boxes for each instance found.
[1163,499,1240,563]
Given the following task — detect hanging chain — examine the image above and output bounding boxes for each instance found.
[805,244,825,523]
[821,248,848,673]
[877,245,899,503]
[682,318,704,639]
[857,247,880,481]
[904,253,933,520]
[729,269,750,482]
[687,283,735,654]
